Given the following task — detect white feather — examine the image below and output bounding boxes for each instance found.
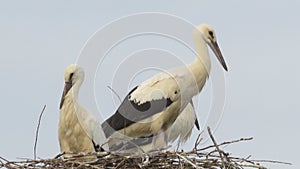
[168,102,199,145]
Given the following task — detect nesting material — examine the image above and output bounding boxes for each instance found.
[1,128,289,169]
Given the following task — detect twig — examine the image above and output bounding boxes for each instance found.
[1,127,290,169]
[194,130,204,149]
[0,156,9,163]
[207,126,225,169]
[33,105,46,160]
[54,152,65,159]
[251,159,292,165]
[176,153,201,169]
[198,137,253,151]
[0,156,22,167]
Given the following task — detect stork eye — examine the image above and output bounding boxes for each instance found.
[208,31,214,39]
[69,73,74,80]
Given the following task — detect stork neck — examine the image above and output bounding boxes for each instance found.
[185,33,211,92]
[188,42,211,78]
[70,80,82,101]
[192,28,212,74]
[190,54,211,75]
[187,56,210,91]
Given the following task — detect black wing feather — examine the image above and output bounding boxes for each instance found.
[194,118,200,130]
[189,101,200,130]
[102,86,173,138]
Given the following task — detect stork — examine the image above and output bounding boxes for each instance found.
[101,24,228,151]
[59,64,107,154]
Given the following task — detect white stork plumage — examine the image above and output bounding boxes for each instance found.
[59,64,107,154]
[167,101,199,147]
[101,23,228,151]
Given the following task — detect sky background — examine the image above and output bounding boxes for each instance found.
[1,1,299,169]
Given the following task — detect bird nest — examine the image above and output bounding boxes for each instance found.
[0,128,289,169]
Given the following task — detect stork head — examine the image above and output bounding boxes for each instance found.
[197,24,228,71]
[60,64,85,109]
[64,64,84,84]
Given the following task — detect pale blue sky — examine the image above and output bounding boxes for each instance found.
[0,1,299,168]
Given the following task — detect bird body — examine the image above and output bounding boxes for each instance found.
[102,66,201,149]
[127,65,204,134]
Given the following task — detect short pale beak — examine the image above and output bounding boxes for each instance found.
[209,41,228,71]
[59,81,72,109]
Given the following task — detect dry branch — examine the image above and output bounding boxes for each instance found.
[33,105,46,160]
[207,127,225,168]
[0,127,291,169]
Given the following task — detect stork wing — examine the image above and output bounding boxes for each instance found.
[102,85,174,138]
[102,73,181,138]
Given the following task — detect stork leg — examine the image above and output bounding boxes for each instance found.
[151,132,165,150]
[163,130,168,147]
[152,134,159,149]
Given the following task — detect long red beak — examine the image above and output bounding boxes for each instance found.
[59,81,72,109]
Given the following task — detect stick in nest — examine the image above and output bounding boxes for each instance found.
[1,124,291,169]
[207,126,225,169]
[33,105,46,160]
